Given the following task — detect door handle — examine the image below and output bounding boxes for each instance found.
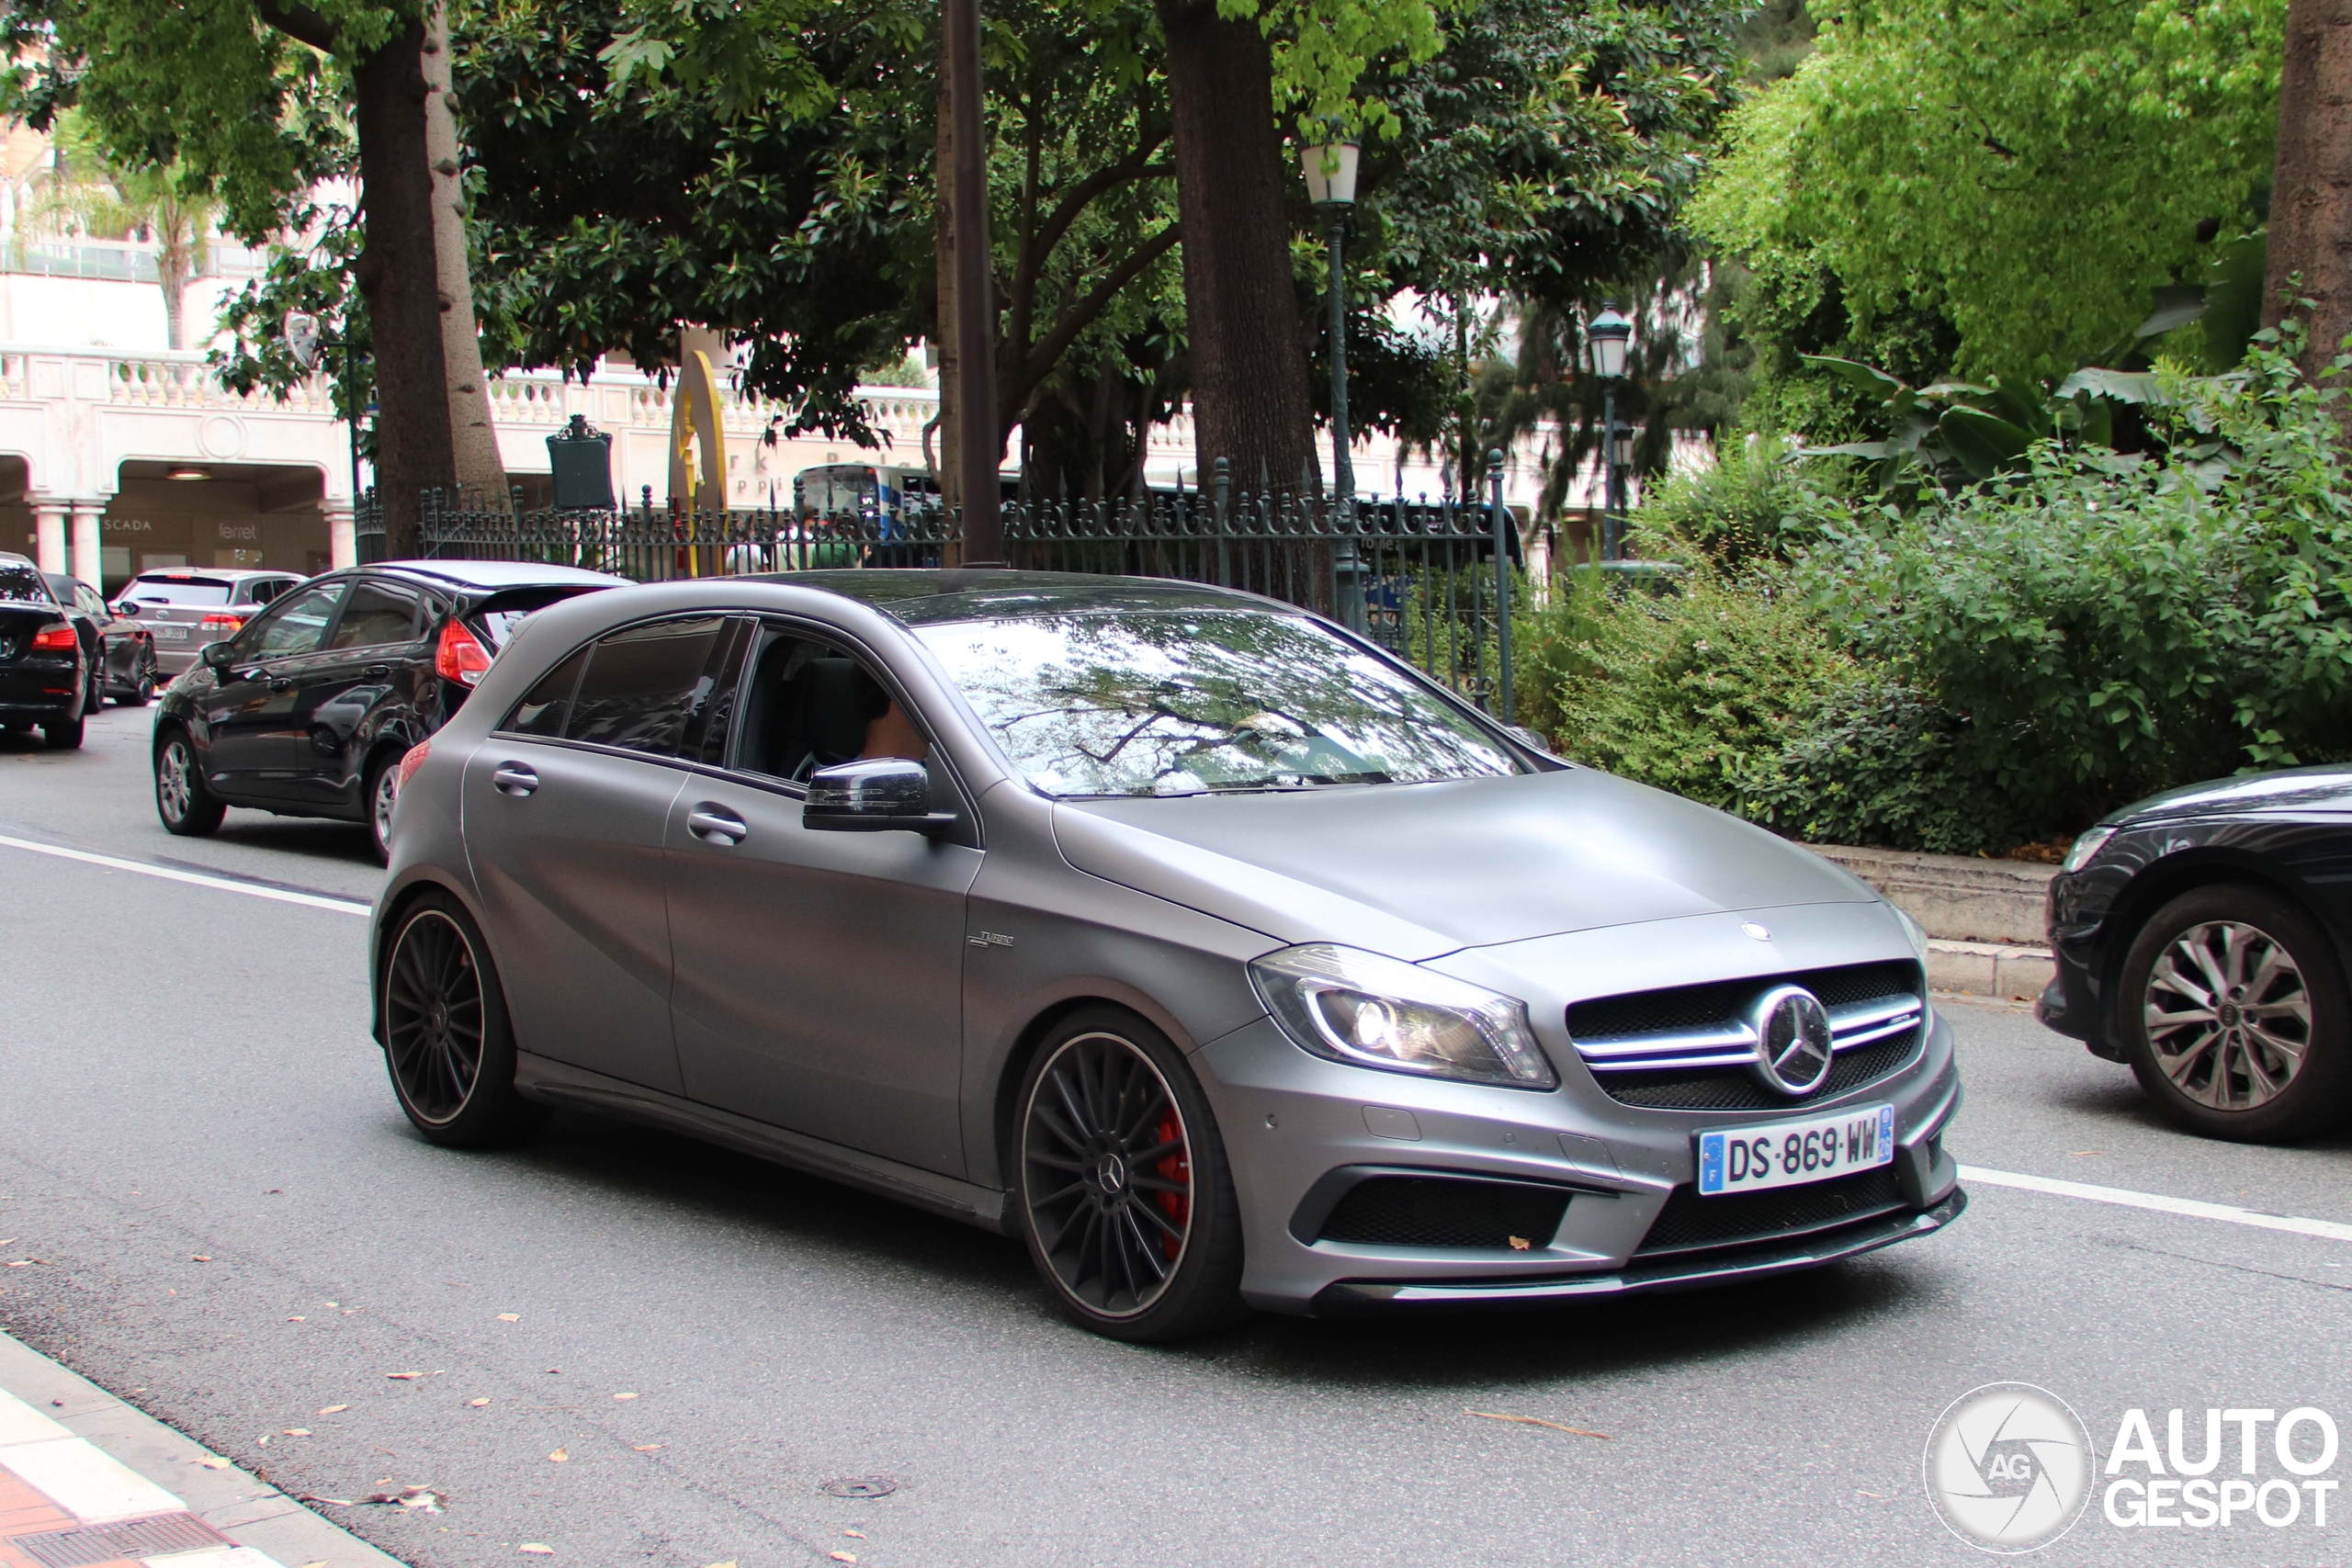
[687,804,748,845]
[364,663,391,678]
[492,762,539,797]
[267,677,293,691]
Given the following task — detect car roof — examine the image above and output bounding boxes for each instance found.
[366,558,632,591]
[1,550,37,566]
[130,566,292,580]
[747,570,1295,626]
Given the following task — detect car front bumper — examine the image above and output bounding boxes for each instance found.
[1194,1009,1963,1315]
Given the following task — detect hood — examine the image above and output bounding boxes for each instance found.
[1053,767,1875,960]
[2116,764,2352,825]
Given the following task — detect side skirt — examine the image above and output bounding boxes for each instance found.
[513,1052,1013,1235]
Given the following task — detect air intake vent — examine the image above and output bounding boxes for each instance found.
[1635,1167,1908,1258]
[1317,1175,1571,1250]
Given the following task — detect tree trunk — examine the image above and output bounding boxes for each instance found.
[933,65,963,529]
[160,250,186,352]
[1157,0,1315,499]
[422,2,506,504]
[2264,0,2352,428]
[351,20,457,558]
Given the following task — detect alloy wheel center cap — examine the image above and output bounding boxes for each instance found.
[1092,1152,1128,1197]
[2218,1000,2244,1029]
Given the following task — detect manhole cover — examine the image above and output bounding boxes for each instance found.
[819,1477,899,1499]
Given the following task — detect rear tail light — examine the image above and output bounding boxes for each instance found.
[435,619,492,686]
[396,739,432,792]
[30,622,77,651]
[198,613,245,633]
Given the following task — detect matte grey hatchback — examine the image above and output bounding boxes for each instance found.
[372,571,1964,1339]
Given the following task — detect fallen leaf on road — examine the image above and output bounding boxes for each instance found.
[632,1445,662,1453]
[1507,1235,1531,1250]
[829,1555,856,1564]
[702,1562,738,1568]
[518,1545,553,1556]
[318,1405,348,1415]
[548,1449,568,1463]
[0,1239,15,1247]
[469,1399,490,1408]
[294,1495,354,1507]
[286,1316,306,1323]
[1464,1409,1611,1439]
[283,1428,311,1437]
[544,1368,560,1374]
[612,1392,637,1401]
[6,1260,33,1268]
[362,1486,445,1513]
[385,1372,422,1381]
[256,1436,270,1446]
[195,1456,232,1470]
[496,1314,520,1323]
[844,1530,866,1539]
[191,1255,211,1262]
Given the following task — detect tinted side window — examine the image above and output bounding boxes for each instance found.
[244,583,346,659]
[566,617,729,757]
[328,581,423,649]
[503,644,589,737]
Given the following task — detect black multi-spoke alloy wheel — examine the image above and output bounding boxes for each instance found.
[2120,884,2352,1143]
[380,892,546,1147]
[1014,1007,1247,1341]
[153,728,223,835]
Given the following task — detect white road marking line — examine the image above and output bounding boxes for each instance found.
[0,834,371,918]
[1961,1164,2352,1244]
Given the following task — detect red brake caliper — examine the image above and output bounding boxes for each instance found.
[1154,1112,1191,1259]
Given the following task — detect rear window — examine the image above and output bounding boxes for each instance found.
[565,617,732,758]
[125,576,234,606]
[0,562,52,605]
[472,586,608,650]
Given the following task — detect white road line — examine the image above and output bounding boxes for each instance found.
[0,833,371,918]
[1961,1164,2352,1244]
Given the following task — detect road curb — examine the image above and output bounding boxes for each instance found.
[1927,937,2053,1002]
[0,1328,405,1568]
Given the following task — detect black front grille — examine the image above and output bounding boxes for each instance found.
[1318,1176,1572,1250]
[1601,1033,1922,1111]
[1570,960,1924,1111]
[1635,1167,1908,1258]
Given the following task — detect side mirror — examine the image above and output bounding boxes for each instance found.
[112,600,138,616]
[201,639,239,674]
[1507,725,1551,752]
[804,759,958,833]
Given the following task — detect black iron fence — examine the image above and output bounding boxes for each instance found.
[358,454,1525,714]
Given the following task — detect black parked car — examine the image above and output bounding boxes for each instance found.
[2041,765,2352,1143]
[153,559,627,860]
[44,571,159,705]
[0,551,92,748]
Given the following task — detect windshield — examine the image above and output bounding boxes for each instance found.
[124,576,235,606]
[0,562,51,605]
[914,610,1522,797]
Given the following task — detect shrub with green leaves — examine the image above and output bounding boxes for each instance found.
[1807,331,2352,824]
[1630,428,1854,567]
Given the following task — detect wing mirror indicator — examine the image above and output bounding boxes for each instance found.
[200,640,238,673]
[804,759,958,834]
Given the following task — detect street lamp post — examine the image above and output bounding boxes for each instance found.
[1586,300,1633,563]
[1302,137,1363,631]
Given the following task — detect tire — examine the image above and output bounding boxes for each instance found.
[2118,884,2352,1142]
[1012,1006,1249,1341]
[43,712,83,750]
[153,728,225,836]
[117,646,156,706]
[365,750,401,865]
[379,891,548,1148]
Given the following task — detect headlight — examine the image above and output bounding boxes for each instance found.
[2064,826,2117,873]
[1248,943,1557,1089]
[1892,904,1931,966]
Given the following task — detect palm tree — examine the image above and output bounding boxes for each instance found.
[21,113,220,350]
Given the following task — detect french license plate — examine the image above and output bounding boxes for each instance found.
[1698,1103,1895,1196]
[152,625,187,640]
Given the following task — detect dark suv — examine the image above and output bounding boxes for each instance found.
[153,559,627,860]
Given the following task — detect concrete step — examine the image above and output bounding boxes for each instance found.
[1805,843,2059,1000]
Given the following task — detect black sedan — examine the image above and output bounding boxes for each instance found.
[153,558,627,860]
[0,551,91,748]
[44,571,159,705]
[2040,765,2352,1142]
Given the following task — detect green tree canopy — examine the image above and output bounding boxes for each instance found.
[1693,0,2284,402]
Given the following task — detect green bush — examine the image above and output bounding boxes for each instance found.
[1629,428,1852,568]
[1807,329,2352,825]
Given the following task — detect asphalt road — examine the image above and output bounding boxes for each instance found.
[4,703,2352,1567]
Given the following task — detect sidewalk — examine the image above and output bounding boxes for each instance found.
[0,1331,401,1568]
